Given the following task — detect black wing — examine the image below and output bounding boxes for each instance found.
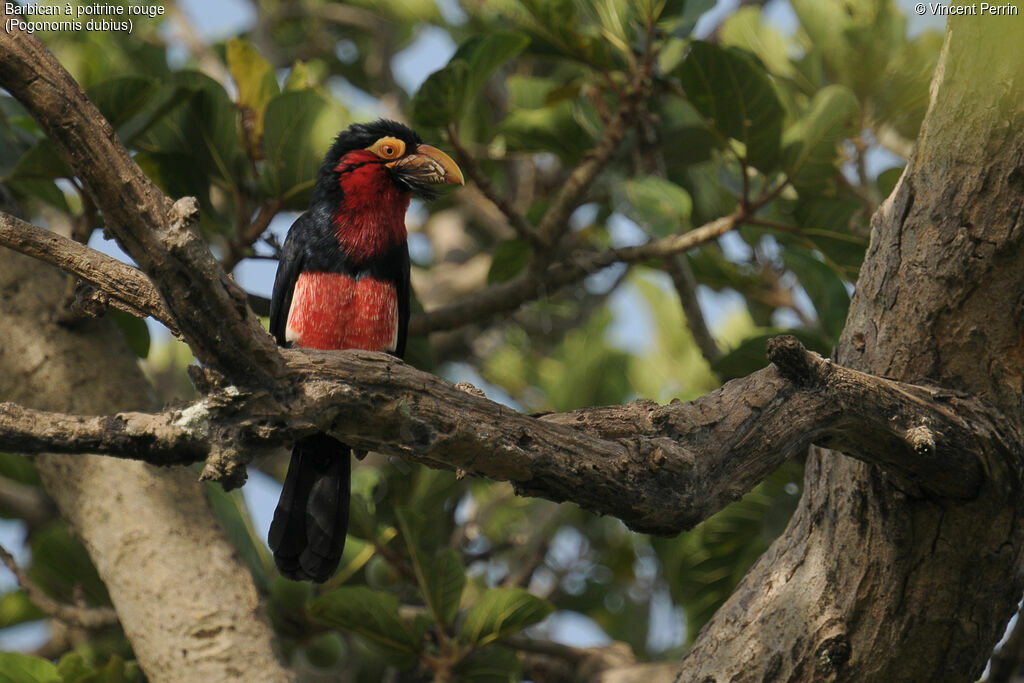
[394,242,411,358]
[269,212,314,346]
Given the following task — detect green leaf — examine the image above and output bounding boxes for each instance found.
[782,247,850,342]
[677,41,785,172]
[5,179,70,212]
[500,100,591,164]
[57,653,136,683]
[135,72,244,188]
[674,0,716,37]
[454,645,523,682]
[283,61,315,92]
[109,309,150,359]
[87,77,157,131]
[781,85,859,193]
[0,452,40,487]
[0,652,59,683]
[412,61,470,128]
[0,590,45,628]
[793,197,867,275]
[260,90,348,208]
[413,31,530,127]
[9,140,71,181]
[719,6,794,78]
[653,460,803,643]
[55,653,92,682]
[876,166,904,199]
[29,523,110,608]
[397,509,466,627]
[625,177,692,237]
[488,240,531,284]
[310,586,422,663]
[458,587,553,647]
[203,483,269,586]
[226,39,279,158]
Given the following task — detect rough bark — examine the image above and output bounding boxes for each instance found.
[677,12,1024,682]
[2,337,1006,540]
[0,249,292,682]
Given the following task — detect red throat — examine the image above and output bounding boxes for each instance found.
[332,150,410,262]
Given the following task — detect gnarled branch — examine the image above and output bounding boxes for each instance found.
[0,339,1002,535]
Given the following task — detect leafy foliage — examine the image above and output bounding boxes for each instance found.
[0,0,941,679]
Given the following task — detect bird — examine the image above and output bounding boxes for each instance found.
[267,120,464,582]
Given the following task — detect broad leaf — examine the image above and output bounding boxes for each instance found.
[781,85,858,193]
[397,509,466,627]
[0,590,44,628]
[488,240,531,284]
[720,6,794,78]
[135,72,244,188]
[458,587,553,647]
[226,38,279,158]
[260,90,348,208]
[677,41,785,172]
[109,309,150,359]
[500,100,591,164]
[0,652,59,683]
[782,247,851,342]
[310,586,422,662]
[413,31,530,127]
[625,177,692,236]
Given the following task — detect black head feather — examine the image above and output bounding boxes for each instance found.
[311,119,424,204]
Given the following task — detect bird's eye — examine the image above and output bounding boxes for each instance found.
[369,136,406,160]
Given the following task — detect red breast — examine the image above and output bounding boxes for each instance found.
[285,272,398,352]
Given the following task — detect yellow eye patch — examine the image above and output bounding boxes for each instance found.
[367,136,406,160]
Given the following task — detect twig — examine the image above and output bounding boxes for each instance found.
[223,199,282,272]
[411,214,738,336]
[0,211,180,335]
[663,254,722,366]
[447,126,539,248]
[0,542,119,629]
[0,26,283,385]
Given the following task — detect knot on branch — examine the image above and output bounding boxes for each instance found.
[455,381,486,398]
[199,444,248,491]
[168,197,200,234]
[767,335,831,387]
[905,424,937,456]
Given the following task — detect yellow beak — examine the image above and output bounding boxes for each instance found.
[388,144,465,186]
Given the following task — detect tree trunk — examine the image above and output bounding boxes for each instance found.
[679,12,1024,681]
[0,249,293,682]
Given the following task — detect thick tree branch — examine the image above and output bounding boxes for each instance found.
[0,211,179,335]
[0,340,1001,534]
[0,16,282,386]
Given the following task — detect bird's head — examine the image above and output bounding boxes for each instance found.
[312,120,464,207]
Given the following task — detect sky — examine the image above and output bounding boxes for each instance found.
[0,0,953,654]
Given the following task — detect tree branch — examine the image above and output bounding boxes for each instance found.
[0,211,179,335]
[0,339,999,534]
[0,17,282,386]
[447,127,540,248]
[663,253,722,366]
[411,214,738,335]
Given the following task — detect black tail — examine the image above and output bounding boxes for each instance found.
[268,434,351,583]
